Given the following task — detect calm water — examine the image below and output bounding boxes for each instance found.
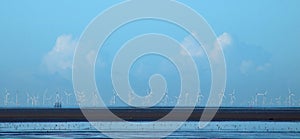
[1,121,299,138]
[1,131,299,138]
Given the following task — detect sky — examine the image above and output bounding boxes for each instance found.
[0,0,300,107]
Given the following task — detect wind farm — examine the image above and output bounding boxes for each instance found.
[0,88,300,123]
[1,88,299,108]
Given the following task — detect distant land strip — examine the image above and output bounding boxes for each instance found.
[0,107,300,122]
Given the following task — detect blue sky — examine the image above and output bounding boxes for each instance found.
[0,0,300,107]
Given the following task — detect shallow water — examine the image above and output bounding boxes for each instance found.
[0,121,299,138]
[1,131,300,138]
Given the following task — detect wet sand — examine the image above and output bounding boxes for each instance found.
[0,107,300,122]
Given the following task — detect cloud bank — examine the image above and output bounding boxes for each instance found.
[42,34,77,79]
[180,32,271,75]
[180,32,232,58]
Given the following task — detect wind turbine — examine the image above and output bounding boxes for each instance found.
[35,95,38,106]
[275,96,282,106]
[184,91,190,106]
[55,91,60,102]
[15,90,19,106]
[4,88,10,106]
[196,93,204,106]
[177,93,185,106]
[142,89,150,106]
[288,88,295,107]
[90,91,100,106]
[228,90,236,106]
[128,90,135,106]
[26,92,30,105]
[75,90,86,105]
[162,88,169,106]
[44,90,53,106]
[255,90,267,106]
[42,89,48,105]
[110,89,117,106]
[174,96,179,105]
[32,95,38,106]
[248,96,255,107]
[218,90,226,105]
[64,90,72,105]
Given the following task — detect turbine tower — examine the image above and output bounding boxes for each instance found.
[142,89,152,106]
[218,90,226,105]
[55,91,60,103]
[288,88,295,107]
[4,88,10,106]
[15,91,18,106]
[196,93,204,106]
[110,89,117,106]
[42,89,48,105]
[64,90,72,105]
[228,90,236,106]
[162,88,169,106]
[184,91,189,106]
[43,89,52,106]
[255,90,267,106]
[30,95,38,106]
[26,92,30,105]
[275,96,282,106]
[128,91,134,106]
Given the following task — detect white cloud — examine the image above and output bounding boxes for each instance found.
[256,63,271,71]
[180,32,232,58]
[42,33,233,79]
[180,35,204,57]
[211,32,232,61]
[42,34,77,78]
[240,60,254,74]
[217,32,232,48]
[240,60,271,74]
